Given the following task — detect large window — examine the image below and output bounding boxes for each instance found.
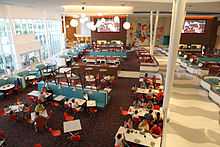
[0,18,64,71]
[0,19,16,73]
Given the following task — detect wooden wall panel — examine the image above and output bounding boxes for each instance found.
[91,16,127,44]
[180,16,218,50]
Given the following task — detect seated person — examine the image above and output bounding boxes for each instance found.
[132,110,139,120]
[138,119,150,132]
[144,73,148,78]
[147,88,154,97]
[9,111,17,121]
[114,133,124,147]
[144,110,154,124]
[35,103,45,113]
[131,84,137,93]
[34,112,47,132]
[38,92,46,103]
[23,104,32,120]
[83,93,89,101]
[71,99,81,111]
[132,99,141,107]
[145,101,153,110]
[124,116,133,129]
[156,89,164,106]
[150,124,162,137]
[154,112,163,125]
[132,110,140,128]
[152,75,157,88]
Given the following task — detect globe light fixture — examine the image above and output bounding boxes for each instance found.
[123,21,131,30]
[70,19,78,27]
[113,16,120,23]
[90,25,97,31]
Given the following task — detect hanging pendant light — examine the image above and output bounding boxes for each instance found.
[123,22,131,30]
[90,24,97,31]
[113,16,120,23]
[70,19,78,27]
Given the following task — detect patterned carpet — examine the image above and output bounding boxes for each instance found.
[0,51,140,147]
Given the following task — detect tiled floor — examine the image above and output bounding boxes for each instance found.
[156,54,220,147]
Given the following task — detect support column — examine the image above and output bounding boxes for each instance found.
[150,10,153,54]
[161,0,187,147]
[153,10,159,50]
[62,15,67,47]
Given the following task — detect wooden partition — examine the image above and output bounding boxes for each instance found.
[180,16,218,50]
[91,16,127,44]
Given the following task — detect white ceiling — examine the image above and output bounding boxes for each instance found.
[0,0,220,14]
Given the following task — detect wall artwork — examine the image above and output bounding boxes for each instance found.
[129,22,165,46]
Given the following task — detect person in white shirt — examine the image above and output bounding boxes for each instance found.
[115,133,124,147]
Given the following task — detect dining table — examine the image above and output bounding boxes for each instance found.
[25,75,37,80]
[63,119,82,133]
[128,106,163,118]
[0,84,15,91]
[85,75,95,82]
[86,100,96,107]
[116,126,161,147]
[4,104,24,114]
[135,88,159,94]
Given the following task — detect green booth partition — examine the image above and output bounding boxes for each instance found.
[16,70,41,88]
[89,51,127,58]
[0,76,22,99]
[38,81,110,108]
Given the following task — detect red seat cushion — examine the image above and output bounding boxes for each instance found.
[70,135,81,142]
[34,144,42,147]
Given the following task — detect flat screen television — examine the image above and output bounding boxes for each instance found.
[182,20,206,33]
[96,18,120,32]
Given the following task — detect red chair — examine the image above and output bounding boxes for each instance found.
[64,112,74,121]
[34,144,42,147]
[0,129,6,140]
[70,134,81,142]
[153,105,160,110]
[88,108,97,113]
[120,107,128,116]
[9,113,17,121]
[88,108,98,118]
[0,109,5,117]
[68,133,81,146]
[48,128,61,137]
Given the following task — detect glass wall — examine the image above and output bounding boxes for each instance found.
[0,18,64,72]
[14,19,63,59]
[0,18,16,74]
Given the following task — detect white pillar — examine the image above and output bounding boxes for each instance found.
[153,10,159,49]
[63,15,67,39]
[161,0,187,147]
[150,10,154,54]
